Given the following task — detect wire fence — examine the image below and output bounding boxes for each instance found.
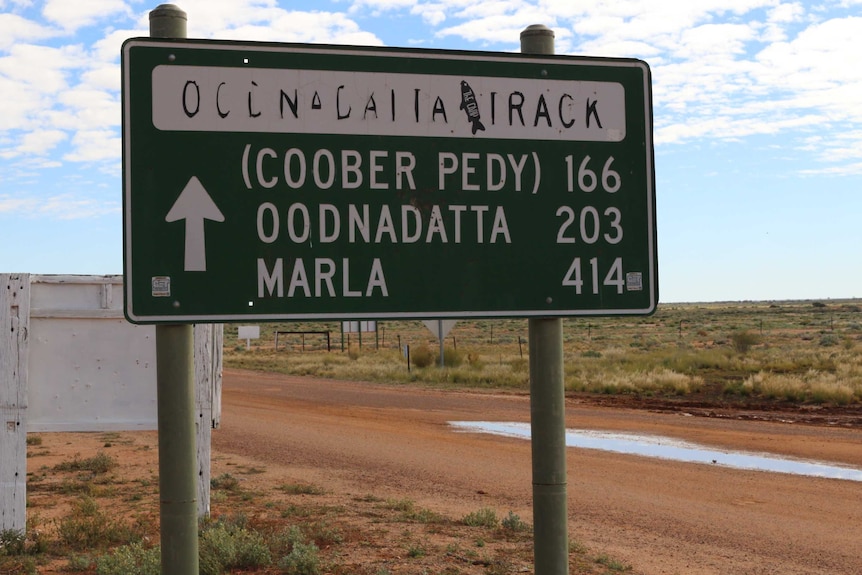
[223,300,862,354]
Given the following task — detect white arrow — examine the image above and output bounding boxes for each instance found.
[165,176,225,272]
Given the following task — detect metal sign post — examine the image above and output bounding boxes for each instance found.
[522,24,569,575]
[148,5,199,575]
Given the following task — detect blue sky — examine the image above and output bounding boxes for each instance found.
[1,0,861,303]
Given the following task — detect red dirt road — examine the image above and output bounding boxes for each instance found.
[213,369,862,575]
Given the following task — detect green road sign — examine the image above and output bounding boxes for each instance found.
[122,38,657,323]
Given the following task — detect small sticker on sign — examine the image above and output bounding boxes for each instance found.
[626,272,643,291]
[152,276,171,297]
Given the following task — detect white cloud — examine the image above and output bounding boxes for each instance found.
[91,28,147,63]
[151,0,281,38]
[0,13,58,50]
[756,16,862,82]
[39,193,120,219]
[437,13,563,46]
[129,2,383,46]
[675,23,757,58]
[80,63,121,91]
[16,129,67,155]
[349,0,418,13]
[411,3,446,26]
[0,196,33,214]
[63,129,120,163]
[42,0,131,32]
[217,12,383,45]
[0,192,119,219]
[767,2,805,23]
[0,43,88,93]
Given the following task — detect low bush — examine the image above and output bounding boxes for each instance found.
[210,473,240,491]
[57,497,142,551]
[730,330,760,353]
[94,542,159,575]
[462,507,499,528]
[53,452,117,474]
[275,527,321,575]
[278,540,320,575]
[819,334,839,347]
[0,529,26,556]
[501,511,530,532]
[198,521,271,575]
[410,345,435,368]
[442,346,463,367]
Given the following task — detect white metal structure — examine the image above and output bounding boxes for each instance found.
[0,274,222,532]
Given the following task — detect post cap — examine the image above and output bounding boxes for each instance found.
[149,4,187,21]
[149,4,187,38]
[520,24,555,40]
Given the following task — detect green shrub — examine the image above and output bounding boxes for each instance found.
[94,542,159,575]
[442,346,463,367]
[501,511,530,532]
[305,520,343,546]
[722,380,751,396]
[198,521,271,575]
[0,529,26,556]
[57,497,141,551]
[66,554,94,571]
[268,525,304,558]
[411,345,436,368]
[819,334,839,347]
[53,452,117,474]
[278,541,321,575]
[462,507,499,528]
[210,473,240,491]
[730,330,759,353]
[407,543,426,557]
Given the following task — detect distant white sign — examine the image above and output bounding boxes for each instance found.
[237,325,260,340]
[237,325,260,350]
[343,321,376,333]
[423,320,458,341]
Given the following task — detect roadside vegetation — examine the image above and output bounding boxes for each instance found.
[6,300,858,574]
[224,300,862,406]
[4,432,634,574]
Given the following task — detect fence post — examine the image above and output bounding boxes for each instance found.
[0,273,30,533]
[194,323,223,518]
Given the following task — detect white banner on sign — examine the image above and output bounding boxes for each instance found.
[152,66,626,142]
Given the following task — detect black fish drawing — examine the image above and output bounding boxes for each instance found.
[459,80,485,135]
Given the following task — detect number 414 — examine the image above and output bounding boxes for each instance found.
[563,257,624,294]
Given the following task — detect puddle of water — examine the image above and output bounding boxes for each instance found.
[450,421,862,482]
